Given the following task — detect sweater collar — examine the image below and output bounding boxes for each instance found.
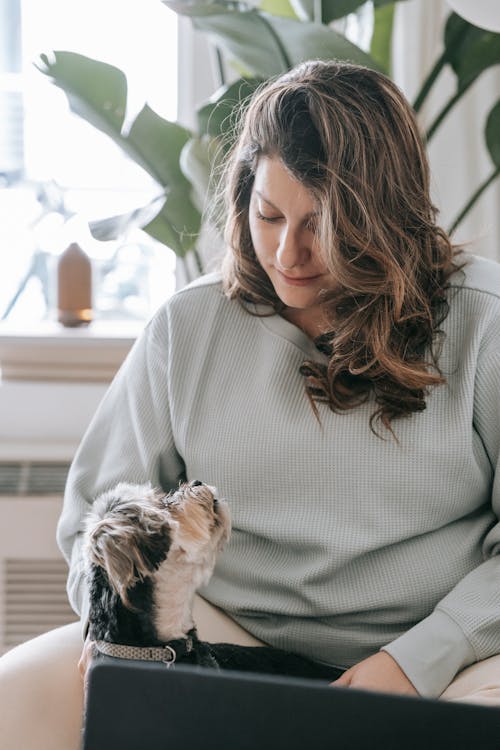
[242,299,328,362]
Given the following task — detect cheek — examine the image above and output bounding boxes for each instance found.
[249,217,273,265]
[313,246,328,272]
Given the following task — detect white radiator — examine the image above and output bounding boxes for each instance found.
[0,366,119,654]
[0,379,108,654]
[0,462,79,654]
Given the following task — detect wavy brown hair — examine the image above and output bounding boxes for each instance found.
[220,60,464,434]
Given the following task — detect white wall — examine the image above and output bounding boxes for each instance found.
[1,4,498,460]
[176,17,219,131]
[0,380,107,461]
[0,20,220,460]
[393,0,500,261]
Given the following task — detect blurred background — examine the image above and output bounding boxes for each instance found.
[0,0,499,653]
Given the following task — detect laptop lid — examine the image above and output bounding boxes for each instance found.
[83,658,500,750]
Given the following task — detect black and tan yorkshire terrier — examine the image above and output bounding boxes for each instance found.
[84,479,342,680]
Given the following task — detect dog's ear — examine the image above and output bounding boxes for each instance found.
[85,514,173,610]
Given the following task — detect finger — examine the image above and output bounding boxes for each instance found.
[330,673,351,687]
[78,655,87,680]
[78,642,95,681]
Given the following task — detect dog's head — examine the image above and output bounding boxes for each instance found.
[84,480,230,610]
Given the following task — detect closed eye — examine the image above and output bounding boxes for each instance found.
[256,210,281,223]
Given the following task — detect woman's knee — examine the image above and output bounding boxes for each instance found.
[193,594,265,646]
[0,621,84,750]
[441,655,500,706]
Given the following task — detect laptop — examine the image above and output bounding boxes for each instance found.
[83,658,500,750]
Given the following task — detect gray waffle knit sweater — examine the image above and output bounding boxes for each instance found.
[58,253,500,698]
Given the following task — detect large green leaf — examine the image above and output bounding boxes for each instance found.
[287,0,366,24]
[370,2,394,74]
[37,50,200,255]
[163,0,229,16]
[89,194,167,241]
[264,12,382,70]
[125,104,192,187]
[37,51,193,190]
[448,98,500,234]
[373,0,407,6]
[444,13,500,89]
[89,186,201,257]
[180,136,215,211]
[197,77,263,139]
[321,0,368,22]
[186,8,293,74]
[258,0,298,19]
[261,0,410,26]
[419,13,500,135]
[143,186,202,256]
[165,4,382,77]
[485,99,500,168]
[36,51,127,139]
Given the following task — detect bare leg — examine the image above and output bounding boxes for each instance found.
[193,595,265,646]
[0,622,83,750]
[0,595,263,750]
[3,599,497,750]
[441,655,500,706]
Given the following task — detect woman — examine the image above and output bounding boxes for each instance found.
[1,60,500,749]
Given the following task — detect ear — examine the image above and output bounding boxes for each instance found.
[85,517,172,609]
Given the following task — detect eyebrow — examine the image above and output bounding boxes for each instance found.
[255,190,319,218]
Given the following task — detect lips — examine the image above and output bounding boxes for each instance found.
[277,269,322,286]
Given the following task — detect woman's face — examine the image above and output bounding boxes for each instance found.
[248,156,333,337]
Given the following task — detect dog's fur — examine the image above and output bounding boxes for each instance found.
[84,480,342,681]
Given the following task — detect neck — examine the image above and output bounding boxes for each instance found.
[281,306,329,339]
[152,551,210,641]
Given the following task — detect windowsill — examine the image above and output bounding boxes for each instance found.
[0,319,143,383]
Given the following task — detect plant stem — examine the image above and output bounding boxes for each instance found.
[192,247,204,275]
[370,3,395,75]
[412,47,448,114]
[425,81,472,142]
[214,46,226,87]
[448,166,500,235]
[412,19,469,114]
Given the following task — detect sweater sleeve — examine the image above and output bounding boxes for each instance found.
[382,327,500,698]
[56,303,185,630]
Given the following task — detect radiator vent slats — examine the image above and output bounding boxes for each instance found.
[4,559,78,649]
[0,464,22,494]
[0,462,70,496]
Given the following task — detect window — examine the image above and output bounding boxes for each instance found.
[1,0,179,325]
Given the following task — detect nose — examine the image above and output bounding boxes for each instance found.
[276,226,309,271]
[190,479,202,487]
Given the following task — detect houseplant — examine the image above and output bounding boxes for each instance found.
[36,0,500,278]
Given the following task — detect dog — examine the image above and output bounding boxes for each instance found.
[84,480,342,680]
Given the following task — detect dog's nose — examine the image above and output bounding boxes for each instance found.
[190,480,202,487]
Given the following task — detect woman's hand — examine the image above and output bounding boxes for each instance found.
[330,651,418,696]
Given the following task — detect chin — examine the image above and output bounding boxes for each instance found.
[274,285,320,310]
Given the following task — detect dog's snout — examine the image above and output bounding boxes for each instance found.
[191,480,202,487]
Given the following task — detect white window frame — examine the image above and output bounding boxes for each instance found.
[0,11,219,459]
[0,9,216,381]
